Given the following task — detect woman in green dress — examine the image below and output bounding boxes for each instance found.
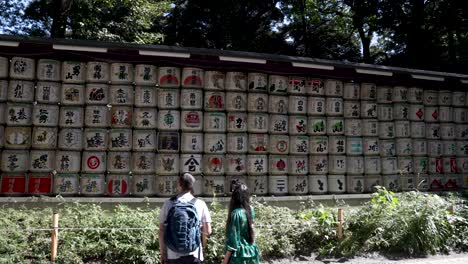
[222,181,260,264]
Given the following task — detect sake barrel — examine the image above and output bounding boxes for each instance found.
[133,130,156,151]
[62,61,86,83]
[8,80,34,103]
[306,78,324,96]
[181,111,203,132]
[361,101,377,119]
[415,174,430,191]
[61,84,85,105]
[344,101,360,118]
[347,156,364,175]
[27,173,52,195]
[456,141,468,156]
[401,174,415,191]
[269,95,288,114]
[110,63,134,84]
[438,106,452,122]
[393,104,409,120]
[396,138,412,156]
[307,97,326,116]
[158,67,181,88]
[329,136,346,154]
[53,174,79,195]
[429,174,444,191]
[268,75,288,94]
[347,175,365,193]
[58,128,83,150]
[247,72,268,92]
[227,133,248,154]
[377,104,393,121]
[158,110,180,130]
[80,173,106,196]
[155,176,178,197]
[393,86,408,102]
[413,156,428,174]
[412,139,427,156]
[442,140,457,156]
[453,108,468,123]
[455,124,468,140]
[0,126,3,148]
[409,104,425,121]
[269,155,289,175]
[308,174,328,194]
[134,86,157,107]
[204,91,225,111]
[225,72,247,91]
[362,119,379,136]
[410,122,426,138]
[108,129,132,151]
[269,114,288,134]
[37,59,61,81]
[85,105,110,128]
[246,155,268,175]
[158,88,180,109]
[247,112,269,133]
[204,112,226,133]
[423,90,438,106]
[36,81,60,104]
[0,80,7,102]
[344,119,362,136]
[225,176,247,195]
[343,82,360,100]
[378,122,395,139]
[408,87,423,103]
[180,88,203,110]
[55,151,81,173]
[290,136,309,155]
[328,155,346,174]
[4,126,31,149]
[156,154,180,175]
[309,136,328,155]
[248,134,268,154]
[106,174,130,196]
[10,57,35,80]
[443,157,458,174]
[324,79,343,97]
[427,140,443,157]
[157,131,180,153]
[31,126,58,149]
[288,76,306,94]
[438,90,452,106]
[398,156,413,173]
[110,106,132,128]
[288,95,307,114]
[85,83,108,105]
[83,128,108,151]
[289,155,308,175]
[363,137,379,156]
[452,91,466,106]
[1,150,29,172]
[132,152,156,174]
[247,175,268,195]
[203,154,225,175]
[131,174,156,196]
[5,104,32,126]
[395,121,410,138]
[383,175,400,192]
[328,175,346,194]
[376,86,393,103]
[289,115,307,135]
[325,97,343,116]
[225,154,247,175]
[326,117,344,135]
[364,156,381,175]
[309,155,328,175]
[135,64,157,86]
[227,112,247,132]
[360,83,377,100]
[81,151,106,173]
[268,175,289,195]
[428,157,443,174]
[86,61,110,83]
[426,123,441,139]
[247,93,269,112]
[109,85,134,105]
[0,56,8,78]
[269,135,289,154]
[226,92,247,112]
[457,157,468,173]
[444,174,462,190]
[346,137,363,156]
[364,175,382,193]
[0,173,27,195]
[379,140,396,156]
[133,108,157,129]
[180,154,202,175]
[288,175,308,195]
[204,133,226,154]
[308,117,326,135]
[381,157,398,174]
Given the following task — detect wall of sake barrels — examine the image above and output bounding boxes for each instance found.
[0,56,467,197]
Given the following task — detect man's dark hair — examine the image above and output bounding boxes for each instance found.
[179,173,195,192]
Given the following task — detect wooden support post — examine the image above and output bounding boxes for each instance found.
[448,205,455,215]
[337,208,344,240]
[51,213,59,262]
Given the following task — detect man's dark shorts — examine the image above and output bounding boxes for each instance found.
[167,255,202,264]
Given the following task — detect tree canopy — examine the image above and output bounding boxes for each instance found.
[1,0,467,73]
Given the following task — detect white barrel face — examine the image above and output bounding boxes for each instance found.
[225,72,247,91]
[10,57,35,80]
[247,175,268,195]
[204,112,226,133]
[268,75,288,94]
[110,63,134,84]
[325,97,343,116]
[392,86,408,102]
[158,67,181,88]
[85,83,109,105]
[227,133,248,154]
[132,152,156,174]
[343,82,360,100]
[364,156,381,175]
[134,64,157,86]
[288,96,307,114]
[381,157,398,175]
[226,92,247,112]
[377,86,393,103]
[84,128,108,151]
[328,175,346,194]
[181,111,203,132]
[248,134,269,154]
[408,87,423,103]
[309,136,328,155]
[269,135,290,154]
[180,154,203,175]
[307,97,326,116]
[328,155,346,174]
[204,133,226,154]
[346,137,363,156]
[81,151,106,173]
[37,59,61,81]
[344,119,362,137]
[247,155,268,175]
[107,152,131,174]
[324,79,343,97]
[423,90,438,106]
[410,122,426,138]
[80,174,105,196]
[393,104,409,120]
[308,174,328,194]
[226,154,247,175]
[346,156,364,175]
[133,130,156,152]
[247,93,268,112]
[268,175,289,195]
[62,61,86,83]
[308,117,326,135]
[247,72,268,92]
[344,101,360,118]
[158,88,180,109]
[413,156,428,174]
[204,91,225,111]
[306,79,324,96]
[227,112,247,133]
[361,101,377,119]
[247,113,268,133]
[363,137,379,156]
[269,95,288,114]
[395,121,410,138]
[86,61,109,83]
[181,89,203,110]
[329,136,346,155]
[289,155,308,175]
[157,154,180,176]
[438,90,452,106]
[134,86,158,107]
[452,91,466,106]
[378,122,395,139]
[309,155,328,175]
[396,138,412,156]
[131,174,156,196]
[362,120,378,137]
[54,174,79,195]
[288,76,306,94]
[8,80,35,103]
[438,106,452,122]
[288,175,309,194]
[327,117,344,135]
[269,115,288,134]
[365,175,382,193]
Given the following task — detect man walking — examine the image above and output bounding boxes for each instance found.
[159,173,212,264]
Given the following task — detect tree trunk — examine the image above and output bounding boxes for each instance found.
[406,0,426,67]
[299,0,309,56]
[50,0,73,38]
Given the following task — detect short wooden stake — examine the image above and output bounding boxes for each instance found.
[51,213,59,262]
[448,205,455,214]
[337,208,344,240]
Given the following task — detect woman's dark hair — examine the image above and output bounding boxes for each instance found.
[226,180,254,244]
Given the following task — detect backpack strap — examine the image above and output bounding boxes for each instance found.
[189,197,197,205]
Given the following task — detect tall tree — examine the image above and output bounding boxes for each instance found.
[0,0,27,34]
